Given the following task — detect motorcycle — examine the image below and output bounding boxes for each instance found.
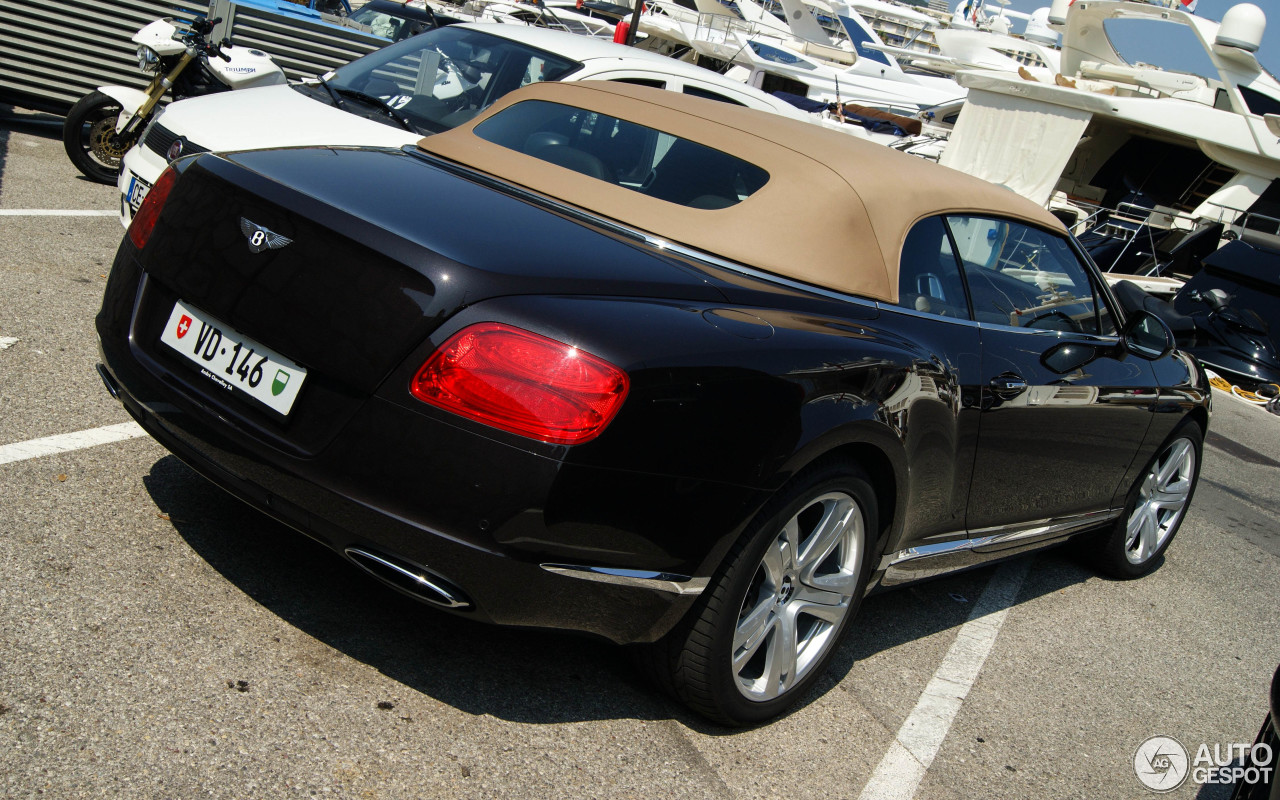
[61,15,286,184]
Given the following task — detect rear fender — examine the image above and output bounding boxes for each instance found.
[772,419,908,561]
[381,294,922,581]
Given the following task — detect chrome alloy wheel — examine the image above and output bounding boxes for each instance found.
[1125,437,1196,564]
[732,491,863,701]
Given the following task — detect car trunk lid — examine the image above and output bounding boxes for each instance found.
[127,146,726,453]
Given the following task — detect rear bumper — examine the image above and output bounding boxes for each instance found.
[94,257,765,644]
[98,349,716,643]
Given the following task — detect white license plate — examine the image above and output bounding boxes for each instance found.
[160,300,307,416]
[126,173,151,216]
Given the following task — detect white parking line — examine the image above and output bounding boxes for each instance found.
[857,557,1031,800]
[0,210,116,216]
[0,422,147,466]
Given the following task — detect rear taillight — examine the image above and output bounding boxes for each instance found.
[127,166,178,250]
[411,323,629,445]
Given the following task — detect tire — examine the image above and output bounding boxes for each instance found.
[1092,421,1203,579]
[638,460,876,726]
[62,91,136,184]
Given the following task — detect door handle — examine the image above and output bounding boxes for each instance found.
[990,374,1028,399]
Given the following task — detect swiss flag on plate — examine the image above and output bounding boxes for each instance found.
[176,315,192,339]
[1180,0,1197,11]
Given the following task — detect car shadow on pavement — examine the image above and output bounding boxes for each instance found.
[143,454,1098,731]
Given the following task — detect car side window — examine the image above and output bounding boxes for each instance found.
[945,216,1116,335]
[682,85,747,107]
[896,216,972,320]
[607,77,667,90]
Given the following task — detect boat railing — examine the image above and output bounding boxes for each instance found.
[1078,201,1197,241]
[458,0,615,37]
[1234,209,1280,236]
[1070,199,1280,277]
[1181,202,1280,243]
[1076,202,1210,275]
[641,0,701,23]
[1229,209,1280,251]
[693,12,760,46]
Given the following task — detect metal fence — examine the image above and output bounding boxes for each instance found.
[0,0,209,114]
[0,0,384,115]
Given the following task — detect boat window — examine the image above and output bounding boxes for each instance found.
[746,41,818,70]
[1239,85,1280,117]
[1090,136,1214,212]
[1101,18,1216,79]
[945,216,1116,335]
[897,216,972,320]
[836,15,892,67]
[474,99,769,208]
[759,72,811,98]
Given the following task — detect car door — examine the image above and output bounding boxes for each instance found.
[884,216,985,549]
[949,215,1160,534]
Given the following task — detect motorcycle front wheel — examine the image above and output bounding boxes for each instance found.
[62,91,139,184]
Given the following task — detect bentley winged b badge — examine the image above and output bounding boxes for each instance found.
[239,218,292,253]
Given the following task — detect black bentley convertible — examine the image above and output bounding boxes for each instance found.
[96,81,1210,725]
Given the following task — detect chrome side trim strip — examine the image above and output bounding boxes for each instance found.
[879,508,1123,570]
[873,302,981,328]
[975,322,1122,341]
[540,564,708,596]
[625,239,880,311]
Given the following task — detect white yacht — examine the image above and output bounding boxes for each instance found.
[871,1,1062,77]
[845,0,943,56]
[636,0,965,113]
[419,0,618,38]
[939,0,1280,235]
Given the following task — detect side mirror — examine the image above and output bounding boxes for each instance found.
[1123,310,1174,360]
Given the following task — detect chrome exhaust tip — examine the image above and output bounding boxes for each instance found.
[344,548,472,610]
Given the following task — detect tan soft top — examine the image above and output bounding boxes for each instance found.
[418,81,1064,303]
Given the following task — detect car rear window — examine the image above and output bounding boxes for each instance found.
[473,99,769,209]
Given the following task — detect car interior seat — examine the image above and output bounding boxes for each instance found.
[522,131,613,182]
[642,140,742,208]
[897,228,969,318]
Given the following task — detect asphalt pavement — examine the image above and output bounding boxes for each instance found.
[1,104,1277,800]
